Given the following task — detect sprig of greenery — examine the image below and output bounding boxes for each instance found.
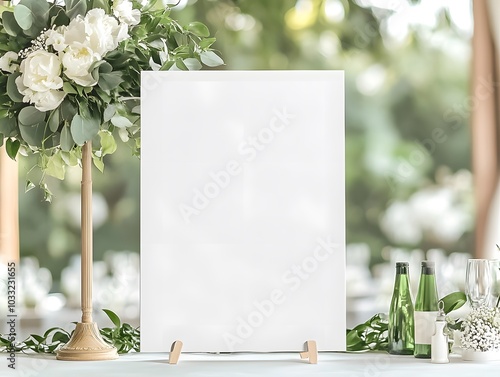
[0,309,139,354]
[346,291,467,352]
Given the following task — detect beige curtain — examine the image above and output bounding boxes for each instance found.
[472,0,500,258]
[0,145,19,264]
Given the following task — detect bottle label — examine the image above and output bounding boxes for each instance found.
[414,311,438,344]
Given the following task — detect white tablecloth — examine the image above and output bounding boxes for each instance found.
[4,352,500,377]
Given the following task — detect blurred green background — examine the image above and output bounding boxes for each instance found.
[18,0,473,285]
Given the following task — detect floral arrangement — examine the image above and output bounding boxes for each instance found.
[0,0,223,200]
[461,305,500,352]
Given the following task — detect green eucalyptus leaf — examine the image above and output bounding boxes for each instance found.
[60,150,79,166]
[70,114,99,146]
[99,130,117,156]
[65,0,87,19]
[60,100,77,121]
[92,0,110,13]
[187,21,210,37]
[110,115,132,128]
[98,72,124,91]
[0,117,17,137]
[0,134,3,148]
[7,72,23,103]
[200,51,224,67]
[19,123,47,147]
[60,125,74,152]
[63,82,78,95]
[103,105,116,122]
[92,154,104,172]
[45,151,65,180]
[2,11,23,36]
[13,4,34,30]
[48,109,61,133]
[19,106,45,126]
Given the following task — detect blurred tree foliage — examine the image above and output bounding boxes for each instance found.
[18,0,472,281]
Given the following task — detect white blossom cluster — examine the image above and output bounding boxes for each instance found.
[461,306,500,352]
[0,0,140,112]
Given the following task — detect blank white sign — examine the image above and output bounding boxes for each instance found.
[140,70,345,352]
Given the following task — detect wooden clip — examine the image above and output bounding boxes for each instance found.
[299,340,318,364]
[168,340,183,365]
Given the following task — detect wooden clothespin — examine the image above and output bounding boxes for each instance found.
[168,340,183,365]
[300,340,318,364]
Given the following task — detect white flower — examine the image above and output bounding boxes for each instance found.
[62,42,98,87]
[15,50,66,111]
[46,27,68,52]
[84,8,129,57]
[30,90,67,112]
[113,0,141,26]
[461,306,500,352]
[0,51,19,73]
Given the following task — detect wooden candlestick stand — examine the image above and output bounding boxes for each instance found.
[57,142,118,361]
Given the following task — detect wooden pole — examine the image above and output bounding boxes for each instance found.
[57,141,118,361]
[81,141,93,323]
[0,144,19,265]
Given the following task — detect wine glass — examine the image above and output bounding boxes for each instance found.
[465,259,491,308]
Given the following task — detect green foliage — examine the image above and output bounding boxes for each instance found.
[346,291,466,352]
[0,309,139,355]
[0,0,223,200]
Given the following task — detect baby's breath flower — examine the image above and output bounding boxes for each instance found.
[461,306,500,352]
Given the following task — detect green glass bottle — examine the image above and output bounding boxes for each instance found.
[388,262,415,355]
[414,260,439,358]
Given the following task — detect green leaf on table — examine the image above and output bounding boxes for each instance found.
[99,130,117,156]
[19,106,45,126]
[5,138,20,160]
[187,21,210,37]
[103,309,121,328]
[441,291,466,314]
[7,72,23,102]
[70,114,99,146]
[200,51,224,67]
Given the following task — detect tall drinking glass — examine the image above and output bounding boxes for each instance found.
[465,259,491,308]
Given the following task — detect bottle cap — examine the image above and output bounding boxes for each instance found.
[395,262,409,273]
[421,260,435,274]
[436,300,446,321]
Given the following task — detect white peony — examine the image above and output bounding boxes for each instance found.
[0,51,19,73]
[84,8,129,58]
[62,42,98,87]
[113,0,141,26]
[30,90,67,112]
[15,50,66,111]
[46,26,68,52]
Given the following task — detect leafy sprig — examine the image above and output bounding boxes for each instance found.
[346,291,467,352]
[0,309,139,354]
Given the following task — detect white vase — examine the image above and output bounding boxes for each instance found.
[462,349,500,361]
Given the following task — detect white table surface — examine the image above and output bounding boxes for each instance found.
[3,352,500,377]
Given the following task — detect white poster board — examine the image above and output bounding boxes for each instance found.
[140,71,345,352]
